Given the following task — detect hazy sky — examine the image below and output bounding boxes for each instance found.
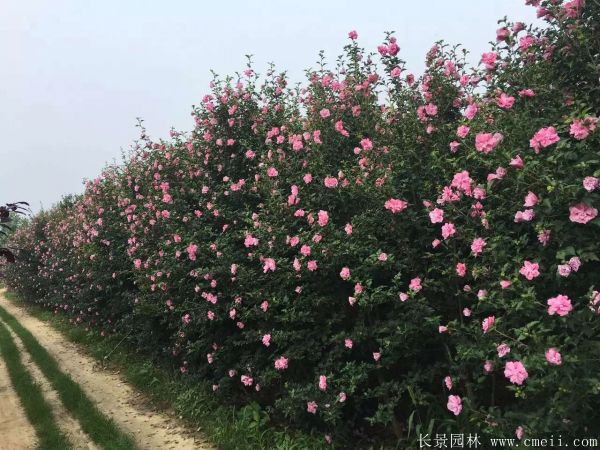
[1,1,540,212]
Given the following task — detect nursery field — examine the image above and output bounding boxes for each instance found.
[1,0,599,448]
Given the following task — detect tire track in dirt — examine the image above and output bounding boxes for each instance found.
[3,320,100,450]
[0,292,214,450]
[0,349,37,450]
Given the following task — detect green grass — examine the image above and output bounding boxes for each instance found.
[0,303,138,450]
[2,292,330,450]
[0,318,72,450]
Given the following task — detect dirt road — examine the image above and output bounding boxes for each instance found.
[0,291,213,450]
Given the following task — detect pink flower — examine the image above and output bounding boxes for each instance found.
[451,170,473,193]
[300,245,311,257]
[441,222,456,240]
[519,261,540,280]
[504,361,528,385]
[339,392,347,402]
[529,127,560,153]
[500,280,512,289]
[456,125,470,138]
[447,395,462,416]
[385,199,408,214]
[319,108,331,118]
[335,120,349,137]
[429,208,444,224]
[516,426,525,440]
[439,325,448,333]
[547,294,573,316]
[360,138,373,151]
[262,334,271,347]
[372,352,381,362]
[267,167,279,177]
[482,316,495,333]
[348,30,358,40]
[244,234,259,247]
[263,258,276,273]
[409,277,422,293]
[260,301,269,312]
[307,260,318,271]
[344,339,353,349]
[484,360,494,373]
[425,103,438,116]
[475,132,503,154]
[465,103,478,120]
[497,343,511,357]
[583,176,599,192]
[133,259,142,269]
[519,89,535,97]
[399,292,408,302]
[241,375,253,386]
[318,375,327,391]
[463,308,471,317]
[568,256,581,272]
[496,93,515,109]
[317,210,329,227]
[557,264,572,277]
[538,229,551,246]
[545,348,562,365]
[456,263,467,277]
[324,176,338,188]
[569,203,598,224]
[510,155,524,169]
[444,376,453,390]
[340,267,351,280]
[524,192,538,207]
[186,243,198,261]
[471,237,486,256]
[274,356,289,370]
[496,27,509,41]
[480,52,497,70]
[570,120,590,140]
[514,209,535,223]
[378,253,388,262]
[303,173,313,184]
[307,401,318,414]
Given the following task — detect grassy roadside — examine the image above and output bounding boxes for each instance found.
[0,318,72,450]
[0,303,138,450]
[2,292,329,450]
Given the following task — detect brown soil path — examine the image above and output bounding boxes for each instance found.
[0,291,214,450]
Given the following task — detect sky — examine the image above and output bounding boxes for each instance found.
[0,1,540,212]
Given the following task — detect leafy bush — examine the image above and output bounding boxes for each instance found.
[6,1,600,446]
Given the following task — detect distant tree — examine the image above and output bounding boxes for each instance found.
[0,202,29,270]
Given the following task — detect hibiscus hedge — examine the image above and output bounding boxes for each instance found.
[5,0,600,446]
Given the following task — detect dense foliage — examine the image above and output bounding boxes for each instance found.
[5,0,600,445]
